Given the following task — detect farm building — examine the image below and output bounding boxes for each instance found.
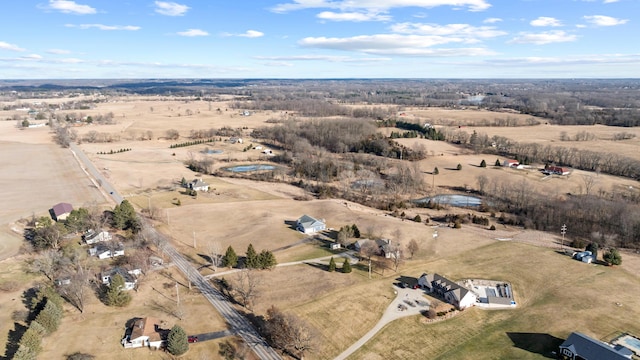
[296,215,326,234]
[573,251,594,264]
[558,332,633,360]
[503,159,519,168]
[545,165,571,175]
[89,243,125,259]
[418,273,477,310]
[51,202,73,221]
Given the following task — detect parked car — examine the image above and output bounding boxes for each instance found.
[188,336,198,343]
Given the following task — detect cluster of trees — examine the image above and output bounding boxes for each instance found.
[337,224,360,246]
[480,177,640,249]
[13,287,64,360]
[221,244,277,270]
[328,257,352,273]
[96,148,131,155]
[81,131,120,143]
[233,98,395,119]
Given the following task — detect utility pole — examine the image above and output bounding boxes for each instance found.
[561,224,567,250]
[193,231,196,249]
[175,282,179,305]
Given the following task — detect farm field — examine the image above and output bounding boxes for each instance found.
[1,95,639,360]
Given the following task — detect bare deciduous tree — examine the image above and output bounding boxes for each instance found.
[232,269,260,310]
[407,239,419,259]
[207,241,222,271]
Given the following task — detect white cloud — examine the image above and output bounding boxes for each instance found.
[223,30,265,38]
[177,29,209,37]
[390,23,506,39]
[240,30,265,38]
[255,55,391,62]
[47,0,96,14]
[583,15,628,26]
[299,34,496,56]
[47,49,71,54]
[0,41,25,52]
[317,11,391,22]
[154,1,189,16]
[272,0,491,13]
[530,16,563,27]
[22,54,43,60]
[489,53,640,66]
[603,0,619,3]
[59,58,84,63]
[65,24,141,31]
[483,17,502,24]
[509,30,577,45]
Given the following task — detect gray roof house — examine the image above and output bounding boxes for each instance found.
[89,243,125,260]
[559,332,633,360]
[418,273,477,310]
[101,267,140,291]
[296,215,326,234]
[83,229,112,245]
[51,202,73,221]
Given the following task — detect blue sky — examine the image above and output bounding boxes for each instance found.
[0,0,638,78]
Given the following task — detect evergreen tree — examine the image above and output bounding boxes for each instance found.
[328,257,336,272]
[222,246,238,268]
[167,325,189,356]
[245,244,258,269]
[105,274,132,307]
[457,163,462,170]
[604,248,622,266]
[342,258,352,273]
[413,214,422,223]
[258,250,277,269]
[112,200,136,230]
[351,224,361,238]
[585,243,599,260]
[433,167,439,175]
[34,299,62,334]
[495,159,501,166]
[13,345,37,360]
[480,159,487,168]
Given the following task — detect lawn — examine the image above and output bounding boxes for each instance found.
[343,241,640,360]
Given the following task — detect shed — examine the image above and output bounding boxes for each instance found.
[51,202,73,221]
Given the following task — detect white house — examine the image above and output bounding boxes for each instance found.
[89,243,125,259]
[296,215,326,234]
[83,229,112,245]
[121,317,165,349]
[101,267,139,291]
[418,273,477,310]
[229,137,243,144]
[188,179,209,192]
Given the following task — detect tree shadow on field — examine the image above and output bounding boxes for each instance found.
[507,332,564,358]
[1,322,27,360]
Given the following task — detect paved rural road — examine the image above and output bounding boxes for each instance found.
[69,142,124,204]
[163,242,282,360]
[70,143,281,360]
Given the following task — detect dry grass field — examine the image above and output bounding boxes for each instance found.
[1,97,639,360]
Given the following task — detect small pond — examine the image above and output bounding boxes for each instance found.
[224,164,276,172]
[204,149,223,154]
[414,194,482,207]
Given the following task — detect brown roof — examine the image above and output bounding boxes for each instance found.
[130,317,162,342]
[52,202,73,216]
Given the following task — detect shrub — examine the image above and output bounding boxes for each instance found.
[456,163,462,170]
[489,225,496,230]
[604,248,622,266]
[480,159,486,167]
[433,167,439,175]
[453,220,462,229]
[414,214,422,223]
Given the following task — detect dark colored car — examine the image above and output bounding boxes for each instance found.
[188,336,198,343]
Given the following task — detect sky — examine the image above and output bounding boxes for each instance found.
[0,0,639,79]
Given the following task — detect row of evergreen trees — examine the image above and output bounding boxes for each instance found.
[222,244,277,269]
[328,257,352,273]
[97,148,131,155]
[169,138,215,149]
[14,287,64,360]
